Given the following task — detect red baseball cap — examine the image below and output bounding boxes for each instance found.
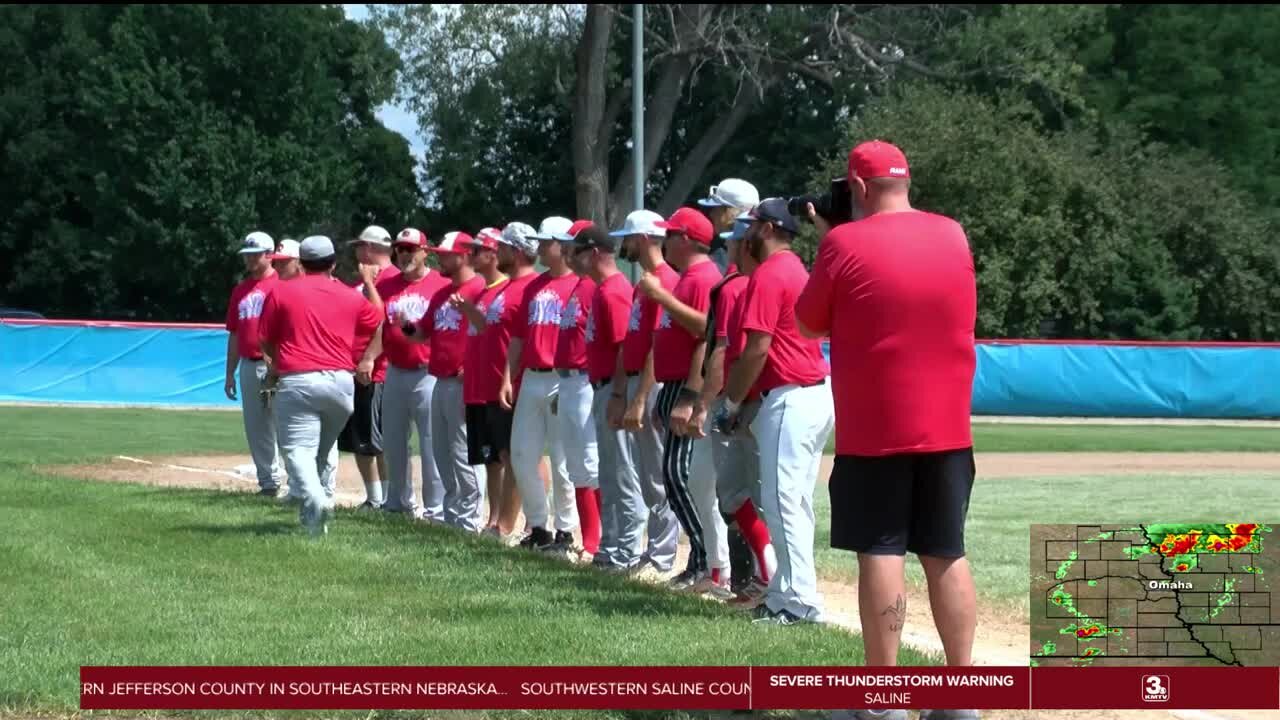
[656,207,714,246]
[848,140,911,182]
[393,227,429,248]
[428,231,475,255]
[553,219,595,242]
[474,227,503,251]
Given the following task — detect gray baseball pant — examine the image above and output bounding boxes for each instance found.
[431,376,487,532]
[238,358,286,492]
[623,375,679,572]
[591,379,626,566]
[274,370,355,531]
[382,366,444,520]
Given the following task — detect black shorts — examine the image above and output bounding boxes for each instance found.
[829,447,975,558]
[338,381,383,456]
[465,402,512,466]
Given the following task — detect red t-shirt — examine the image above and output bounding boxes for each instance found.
[586,272,632,383]
[417,275,486,379]
[349,264,400,382]
[377,270,449,371]
[259,274,380,375]
[512,271,579,371]
[622,263,679,374]
[716,274,751,391]
[795,211,977,457]
[653,260,722,383]
[554,276,596,370]
[226,273,279,360]
[464,276,511,405]
[740,250,829,394]
[492,272,538,401]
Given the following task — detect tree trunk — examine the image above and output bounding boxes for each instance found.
[607,55,692,224]
[656,77,765,215]
[571,3,616,223]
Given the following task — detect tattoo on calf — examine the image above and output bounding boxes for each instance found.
[881,594,906,632]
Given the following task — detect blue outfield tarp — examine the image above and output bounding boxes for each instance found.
[1,322,1278,418]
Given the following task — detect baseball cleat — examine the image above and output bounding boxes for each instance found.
[519,527,555,551]
[729,577,769,606]
[627,562,668,584]
[355,501,381,512]
[256,487,280,497]
[667,569,702,591]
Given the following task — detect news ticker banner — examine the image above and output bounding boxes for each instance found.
[80,666,1280,711]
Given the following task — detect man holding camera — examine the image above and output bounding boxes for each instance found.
[796,141,979,720]
[716,199,833,626]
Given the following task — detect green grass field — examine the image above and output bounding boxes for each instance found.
[1,406,1278,715]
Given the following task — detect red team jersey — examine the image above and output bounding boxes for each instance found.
[349,263,400,383]
[259,274,381,375]
[226,273,279,360]
[492,272,538,401]
[417,275,487,379]
[653,260,722,383]
[378,270,450,371]
[715,274,751,394]
[795,210,977,457]
[512,271,579,371]
[739,250,829,394]
[554,276,596,370]
[622,263,679,375]
[586,272,632,383]
[464,277,511,405]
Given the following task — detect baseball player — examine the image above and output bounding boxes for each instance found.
[700,213,775,605]
[445,227,512,536]
[604,210,680,577]
[258,236,382,535]
[339,225,399,509]
[567,225,634,570]
[715,198,834,625]
[376,228,449,519]
[402,231,488,532]
[697,178,759,274]
[634,207,724,590]
[224,231,286,497]
[483,222,550,541]
[271,239,302,281]
[504,216,581,552]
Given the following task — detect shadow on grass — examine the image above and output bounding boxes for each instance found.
[173,521,298,536]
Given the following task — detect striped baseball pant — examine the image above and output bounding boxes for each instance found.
[655,380,706,576]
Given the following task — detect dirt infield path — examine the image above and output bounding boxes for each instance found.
[44,452,1280,720]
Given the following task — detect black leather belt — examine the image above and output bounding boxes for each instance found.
[527,367,554,373]
[626,371,640,378]
[761,377,826,398]
[593,377,612,389]
[556,368,587,378]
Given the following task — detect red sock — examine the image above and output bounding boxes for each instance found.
[575,488,601,555]
[735,500,772,581]
[711,567,722,584]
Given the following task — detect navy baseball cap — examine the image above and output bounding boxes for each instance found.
[749,197,799,235]
[568,226,619,253]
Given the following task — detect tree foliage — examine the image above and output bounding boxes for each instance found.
[0,4,421,321]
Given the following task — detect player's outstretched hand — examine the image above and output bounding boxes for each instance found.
[224,375,237,401]
[498,379,514,411]
[356,358,374,386]
[687,402,708,439]
[669,399,693,437]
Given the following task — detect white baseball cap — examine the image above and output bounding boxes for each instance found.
[500,222,539,257]
[300,236,336,260]
[271,239,300,260]
[238,231,274,255]
[352,225,392,247]
[697,178,759,209]
[531,216,573,242]
[609,209,667,238]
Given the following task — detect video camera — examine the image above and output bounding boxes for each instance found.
[787,178,853,227]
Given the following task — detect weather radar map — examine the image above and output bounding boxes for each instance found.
[1031,524,1279,667]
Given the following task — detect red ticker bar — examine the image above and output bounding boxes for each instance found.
[1031,667,1280,710]
[752,667,1030,710]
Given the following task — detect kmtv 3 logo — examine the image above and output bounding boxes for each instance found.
[1141,675,1169,703]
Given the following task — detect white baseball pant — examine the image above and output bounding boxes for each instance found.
[238,358,286,492]
[691,414,730,575]
[751,380,835,621]
[623,376,679,571]
[381,366,444,520]
[509,369,574,532]
[274,370,355,531]
[431,376,487,532]
[556,371,599,489]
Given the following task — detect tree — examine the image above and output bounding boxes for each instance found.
[369,3,971,227]
[0,4,421,321]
